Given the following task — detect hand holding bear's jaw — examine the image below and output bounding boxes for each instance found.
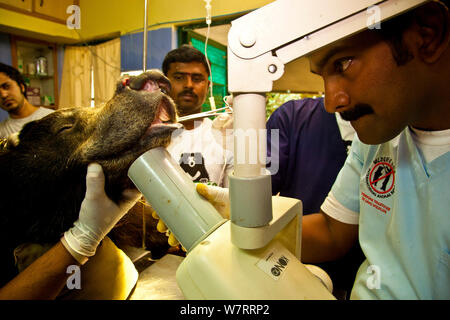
[62,163,142,262]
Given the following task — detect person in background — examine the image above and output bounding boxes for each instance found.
[0,63,54,138]
[162,45,233,187]
[267,97,354,214]
[267,97,362,299]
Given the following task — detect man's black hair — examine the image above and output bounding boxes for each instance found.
[0,62,27,97]
[376,0,449,65]
[162,44,210,76]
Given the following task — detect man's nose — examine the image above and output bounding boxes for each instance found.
[323,79,350,114]
[0,88,8,99]
[183,76,194,88]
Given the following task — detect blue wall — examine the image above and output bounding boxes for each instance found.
[121,27,174,72]
[0,33,12,65]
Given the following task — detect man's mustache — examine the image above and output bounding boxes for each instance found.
[178,89,197,99]
[340,104,374,121]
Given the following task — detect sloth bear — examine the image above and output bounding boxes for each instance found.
[0,70,182,287]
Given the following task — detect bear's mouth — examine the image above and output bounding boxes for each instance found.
[115,79,181,193]
[135,79,182,136]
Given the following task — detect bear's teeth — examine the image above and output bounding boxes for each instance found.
[159,107,170,122]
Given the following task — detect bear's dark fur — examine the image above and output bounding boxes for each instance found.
[0,70,182,286]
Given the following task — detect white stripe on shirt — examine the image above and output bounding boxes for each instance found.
[320,191,359,225]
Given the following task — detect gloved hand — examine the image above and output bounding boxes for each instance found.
[212,113,233,131]
[61,163,141,264]
[196,183,230,219]
[150,209,180,247]
[211,113,233,152]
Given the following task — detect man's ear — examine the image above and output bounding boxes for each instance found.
[414,1,450,63]
[20,83,26,96]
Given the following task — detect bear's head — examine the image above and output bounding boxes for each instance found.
[0,70,181,246]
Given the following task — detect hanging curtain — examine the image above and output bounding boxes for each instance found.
[92,38,121,106]
[59,46,92,109]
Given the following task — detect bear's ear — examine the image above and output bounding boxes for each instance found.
[7,132,20,148]
[116,77,128,93]
[0,138,8,150]
[0,132,20,150]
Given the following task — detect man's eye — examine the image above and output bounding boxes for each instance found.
[172,75,184,81]
[192,76,205,83]
[334,57,353,73]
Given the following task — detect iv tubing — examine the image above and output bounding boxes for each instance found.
[142,0,149,71]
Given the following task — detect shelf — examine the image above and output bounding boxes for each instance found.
[11,35,59,107]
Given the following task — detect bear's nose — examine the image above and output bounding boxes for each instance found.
[141,79,159,92]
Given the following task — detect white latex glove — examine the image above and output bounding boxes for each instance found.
[211,113,234,153]
[212,113,233,131]
[61,163,141,263]
[196,183,230,219]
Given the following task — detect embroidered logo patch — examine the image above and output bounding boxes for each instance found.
[365,156,396,198]
[362,156,395,215]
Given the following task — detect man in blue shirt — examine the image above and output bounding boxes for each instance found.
[267,98,353,215]
[267,98,361,298]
